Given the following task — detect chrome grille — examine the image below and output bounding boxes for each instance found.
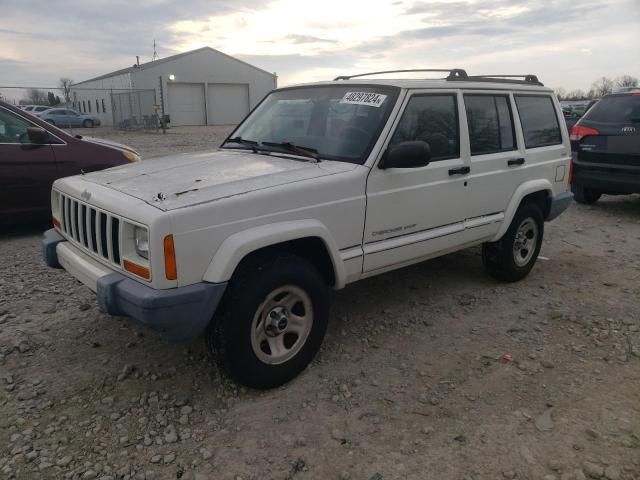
[58,193,122,267]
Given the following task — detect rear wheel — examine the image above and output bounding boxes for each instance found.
[572,184,601,204]
[45,119,55,126]
[207,252,329,389]
[482,202,544,282]
[82,119,94,128]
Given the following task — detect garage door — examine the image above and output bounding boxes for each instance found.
[167,83,206,126]
[207,84,249,125]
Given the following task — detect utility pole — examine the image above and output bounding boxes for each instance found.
[158,76,166,134]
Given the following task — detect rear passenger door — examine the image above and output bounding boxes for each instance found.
[462,92,523,228]
[463,92,566,229]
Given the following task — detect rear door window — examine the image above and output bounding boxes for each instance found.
[514,95,562,148]
[464,94,515,155]
[390,94,460,161]
[583,95,640,124]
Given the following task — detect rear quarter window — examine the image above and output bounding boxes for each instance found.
[583,95,640,124]
[515,95,562,148]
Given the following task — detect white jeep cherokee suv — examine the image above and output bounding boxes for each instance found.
[43,69,573,388]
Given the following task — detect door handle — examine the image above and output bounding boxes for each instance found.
[507,158,525,166]
[448,166,470,176]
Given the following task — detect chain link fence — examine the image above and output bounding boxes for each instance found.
[0,86,161,131]
[109,89,158,130]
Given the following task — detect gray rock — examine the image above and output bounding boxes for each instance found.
[117,365,134,382]
[163,453,176,464]
[164,426,178,443]
[57,455,73,467]
[535,409,554,432]
[582,462,604,479]
[604,465,621,480]
[150,455,162,464]
[82,470,97,479]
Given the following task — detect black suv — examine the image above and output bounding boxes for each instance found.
[570,91,640,204]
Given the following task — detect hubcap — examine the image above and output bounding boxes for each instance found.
[250,286,313,365]
[513,217,538,267]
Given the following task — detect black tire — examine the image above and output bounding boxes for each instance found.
[206,252,329,389]
[46,119,55,126]
[482,202,544,282]
[572,184,601,204]
[82,119,94,128]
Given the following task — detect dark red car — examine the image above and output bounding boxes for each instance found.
[0,100,141,223]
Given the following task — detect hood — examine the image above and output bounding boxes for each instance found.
[81,135,137,154]
[80,149,357,211]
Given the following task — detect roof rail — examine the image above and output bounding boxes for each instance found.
[333,68,468,81]
[456,74,544,86]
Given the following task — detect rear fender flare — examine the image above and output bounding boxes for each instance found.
[491,180,553,241]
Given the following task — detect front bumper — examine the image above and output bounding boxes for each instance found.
[546,191,574,221]
[42,229,226,343]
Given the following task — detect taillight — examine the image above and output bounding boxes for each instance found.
[570,125,599,142]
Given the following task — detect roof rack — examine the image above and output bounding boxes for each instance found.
[332,69,544,86]
[452,74,544,86]
[333,68,469,81]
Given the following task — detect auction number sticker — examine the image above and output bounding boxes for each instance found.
[340,91,387,107]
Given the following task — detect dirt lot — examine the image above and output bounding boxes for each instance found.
[70,126,235,159]
[0,128,639,480]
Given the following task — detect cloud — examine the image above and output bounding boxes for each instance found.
[282,34,337,44]
[0,0,638,100]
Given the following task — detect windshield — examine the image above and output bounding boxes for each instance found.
[225,85,399,163]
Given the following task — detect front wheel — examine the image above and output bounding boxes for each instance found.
[482,203,544,282]
[82,119,94,128]
[207,253,329,389]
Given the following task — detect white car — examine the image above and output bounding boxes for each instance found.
[43,69,573,388]
[22,105,52,116]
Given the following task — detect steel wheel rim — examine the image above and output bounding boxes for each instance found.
[513,217,538,267]
[250,285,313,365]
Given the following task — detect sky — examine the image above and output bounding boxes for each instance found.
[0,0,639,99]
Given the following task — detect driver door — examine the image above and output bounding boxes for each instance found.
[363,91,472,273]
[0,106,58,219]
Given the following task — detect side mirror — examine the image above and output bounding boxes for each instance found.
[27,127,49,145]
[379,140,431,169]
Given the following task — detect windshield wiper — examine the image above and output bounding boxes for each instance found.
[224,136,258,153]
[261,141,320,161]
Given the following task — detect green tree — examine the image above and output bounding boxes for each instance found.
[47,91,61,106]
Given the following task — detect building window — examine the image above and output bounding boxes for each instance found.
[88,100,91,113]
[96,99,99,113]
[101,99,106,113]
[82,100,86,112]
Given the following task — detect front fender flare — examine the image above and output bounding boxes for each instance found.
[202,220,347,288]
[491,180,553,242]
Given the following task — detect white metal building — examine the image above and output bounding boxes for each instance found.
[71,47,277,127]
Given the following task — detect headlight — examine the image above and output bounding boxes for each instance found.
[134,226,149,259]
[122,150,141,162]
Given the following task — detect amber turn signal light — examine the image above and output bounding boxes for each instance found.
[123,259,150,280]
[164,235,177,280]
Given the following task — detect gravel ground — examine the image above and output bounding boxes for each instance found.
[0,126,639,479]
[70,126,235,159]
